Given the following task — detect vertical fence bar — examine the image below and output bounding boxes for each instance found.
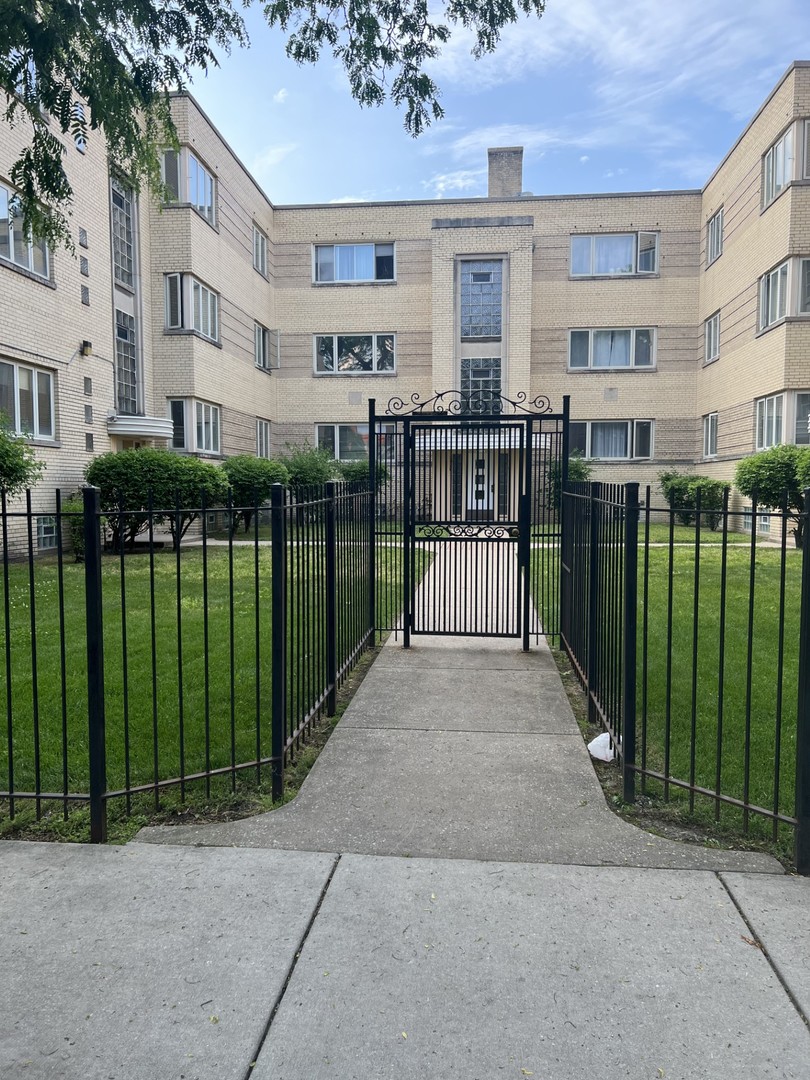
[2,491,13,818]
[325,481,338,715]
[586,482,601,727]
[271,484,287,801]
[622,483,639,803]
[403,419,412,649]
[521,419,532,651]
[83,486,107,843]
[714,487,730,821]
[25,490,41,818]
[688,487,702,813]
[795,490,810,874]
[368,399,377,642]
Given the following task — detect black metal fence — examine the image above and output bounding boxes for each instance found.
[561,481,810,871]
[0,481,373,841]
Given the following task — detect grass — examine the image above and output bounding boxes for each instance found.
[538,535,803,859]
[0,542,416,840]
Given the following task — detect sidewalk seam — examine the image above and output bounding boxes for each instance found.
[240,853,342,1079]
[717,872,810,1032]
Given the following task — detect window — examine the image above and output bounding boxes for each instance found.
[115,310,137,415]
[168,398,220,454]
[755,393,784,450]
[570,232,658,276]
[37,516,57,550]
[763,127,794,207]
[460,357,501,412]
[111,178,134,287]
[800,259,810,314]
[703,413,718,458]
[460,260,503,339]
[704,312,720,362]
[795,392,810,445]
[253,226,268,276]
[257,419,271,458]
[161,149,216,225]
[315,333,395,374]
[196,401,220,453]
[0,183,49,278]
[759,262,789,329]
[707,208,723,266]
[314,243,394,283]
[569,328,654,369]
[743,509,772,534]
[72,103,87,153]
[0,359,54,438]
[317,423,371,462]
[569,420,653,460]
[164,274,219,342]
[255,324,269,369]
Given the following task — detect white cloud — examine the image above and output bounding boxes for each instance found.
[420,168,487,198]
[272,88,289,105]
[579,155,589,164]
[251,143,298,187]
[329,195,369,203]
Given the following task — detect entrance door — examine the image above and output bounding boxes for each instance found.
[466,452,494,521]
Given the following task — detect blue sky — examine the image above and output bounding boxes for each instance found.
[187,0,810,206]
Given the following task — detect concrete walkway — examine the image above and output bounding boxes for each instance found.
[2,632,809,1079]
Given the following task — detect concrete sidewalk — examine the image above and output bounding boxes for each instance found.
[3,633,809,1079]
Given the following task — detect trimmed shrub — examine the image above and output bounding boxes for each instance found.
[658,471,725,530]
[735,444,810,547]
[221,455,290,534]
[0,422,44,496]
[278,445,340,490]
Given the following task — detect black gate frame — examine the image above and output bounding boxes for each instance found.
[370,392,570,649]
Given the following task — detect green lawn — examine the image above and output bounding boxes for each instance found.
[0,543,412,818]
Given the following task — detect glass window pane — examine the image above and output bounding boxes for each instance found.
[337,335,373,372]
[376,334,395,371]
[196,401,204,449]
[570,236,591,275]
[634,329,653,366]
[591,422,628,458]
[12,221,29,268]
[163,151,180,201]
[638,233,658,272]
[316,336,335,372]
[338,424,368,461]
[31,236,48,278]
[0,362,16,428]
[777,263,788,319]
[801,261,810,313]
[171,400,185,448]
[315,246,334,282]
[594,235,634,275]
[212,406,219,452]
[569,331,590,367]
[317,426,336,455]
[796,393,810,445]
[36,371,52,437]
[634,421,652,458]
[336,244,373,280]
[593,329,631,367]
[375,243,394,280]
[0,188,9,262]
[18,367,34,432]
[569,422,587,456]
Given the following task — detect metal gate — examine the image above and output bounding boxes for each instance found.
[370,391,569,648]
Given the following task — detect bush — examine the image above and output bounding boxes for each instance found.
[659,471,726,531]
[278,445,340,490]
[86,449,228,551]
[546,450,591,511]
[0,422,44,496]
[735,444,810,547]
[221,455,290,534]
[60,493,86,561]
[338,459,388,489]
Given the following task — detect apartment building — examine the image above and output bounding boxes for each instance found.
[1,60,809,540]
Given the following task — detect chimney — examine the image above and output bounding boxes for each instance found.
[488,146,524,198]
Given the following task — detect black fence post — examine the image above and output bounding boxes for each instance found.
[622,483,639,803]
[270,484,287,802]
[368,398,377,642]
[402,418,412,649]
[586,482,601,728]
[83,486,107,843]
[795,489,810,874]
[325,481,338,716]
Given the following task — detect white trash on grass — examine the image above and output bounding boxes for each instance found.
[587,732,615,762]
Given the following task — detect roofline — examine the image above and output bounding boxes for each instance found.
[169,90,276,212]
[702,60,810,191]
[275,189,702,212]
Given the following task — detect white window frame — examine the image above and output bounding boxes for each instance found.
[0,182,50,279]
[755,393,784,450]
[253,226,268,276]
[795,391,810,446]
[255,323,269,369]
[704,312,720,363]
[110,176,135,288]
[763,126,795,207]
[743,508,772,534]
[257,418,271,459]
[703,412,718,458]
[570,232,658,277]
[799,258,810,315]
[758,261,789,330]
[567,328,655,370]
[706,208,723,266]
[313,243,396,283]
[314,333,396,375]
[164,273,219,342]
[569,419,654,460]
[316,423,370,462]
[160,148,217,226]
[195,400,221,454]
[37,515,58,550]
[0,359,54,439]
